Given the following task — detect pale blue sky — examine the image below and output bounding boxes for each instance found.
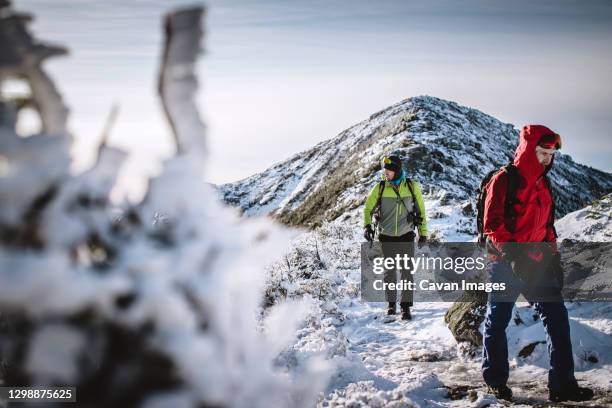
[13,0,612,199]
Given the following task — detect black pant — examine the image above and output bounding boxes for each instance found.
[483,261,576,391]
[379,232,415,308]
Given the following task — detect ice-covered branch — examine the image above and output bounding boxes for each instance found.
[0,3,327,407]
[0,2,69,136]
[158,7,207,156]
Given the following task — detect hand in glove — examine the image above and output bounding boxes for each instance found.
[547,252,564,290]
[501,242,522,263]
[417,236,427,249]
[364,225,375,242]
[510,245,553,286]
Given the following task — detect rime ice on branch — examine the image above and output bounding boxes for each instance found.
[0,2,325,407]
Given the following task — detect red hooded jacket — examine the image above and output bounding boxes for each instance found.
[484,125,557,253]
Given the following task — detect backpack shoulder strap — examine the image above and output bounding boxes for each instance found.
[404,178,420,213]
[542,175,558,238]
[501,163,521,231]
[391,178,414,205]
[503,163,520,191]
[393,178,423,228]
[404,178,416,198]
[372,180,386,219]
[378,180,386,200]
[502,163,520,204]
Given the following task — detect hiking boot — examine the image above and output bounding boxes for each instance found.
[549,385,594,402]
[387,303,396,315]
[487,385,512,401]
[401,307,412,320]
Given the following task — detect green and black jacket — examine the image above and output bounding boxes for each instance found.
[363,179,427,237]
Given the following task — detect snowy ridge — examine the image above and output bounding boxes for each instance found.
[220,96,612,240]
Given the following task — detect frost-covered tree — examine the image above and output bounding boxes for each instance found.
[0,3,326,407]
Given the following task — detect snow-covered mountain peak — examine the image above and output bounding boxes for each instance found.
[219,96,612,240]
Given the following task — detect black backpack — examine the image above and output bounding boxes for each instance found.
[475,163,557,245]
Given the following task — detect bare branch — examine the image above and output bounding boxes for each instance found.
[96,103,119,161]
[157,6,207,156]
[0,1,69,136]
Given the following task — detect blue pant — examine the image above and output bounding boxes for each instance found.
[481,261,577,391]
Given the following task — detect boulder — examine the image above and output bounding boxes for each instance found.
[444,291,487,347]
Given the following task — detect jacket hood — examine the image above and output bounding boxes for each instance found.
[513,125,556,182]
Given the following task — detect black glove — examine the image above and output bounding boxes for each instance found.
[501,242,522,263]
[547,252,564,290]
[418,236,427,249]
[510,255,541,285]
[364,225,375,242]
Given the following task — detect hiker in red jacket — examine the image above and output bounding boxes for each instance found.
[481,125,594,403]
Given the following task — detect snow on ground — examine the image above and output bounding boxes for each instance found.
[268,215,612,407]
[556,194,611,242]
[318,300,612,407]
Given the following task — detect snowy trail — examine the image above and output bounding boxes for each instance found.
[322,301,612,407]
[284,220,611,407]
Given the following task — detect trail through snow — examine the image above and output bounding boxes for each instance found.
[320,300,612,407]
[271,201,612,407]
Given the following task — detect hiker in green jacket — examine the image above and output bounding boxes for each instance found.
[363,155,428,320]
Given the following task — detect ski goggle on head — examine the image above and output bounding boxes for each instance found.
[381,156,401,171]
[537,133,562,150]
[381,157,392,170]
